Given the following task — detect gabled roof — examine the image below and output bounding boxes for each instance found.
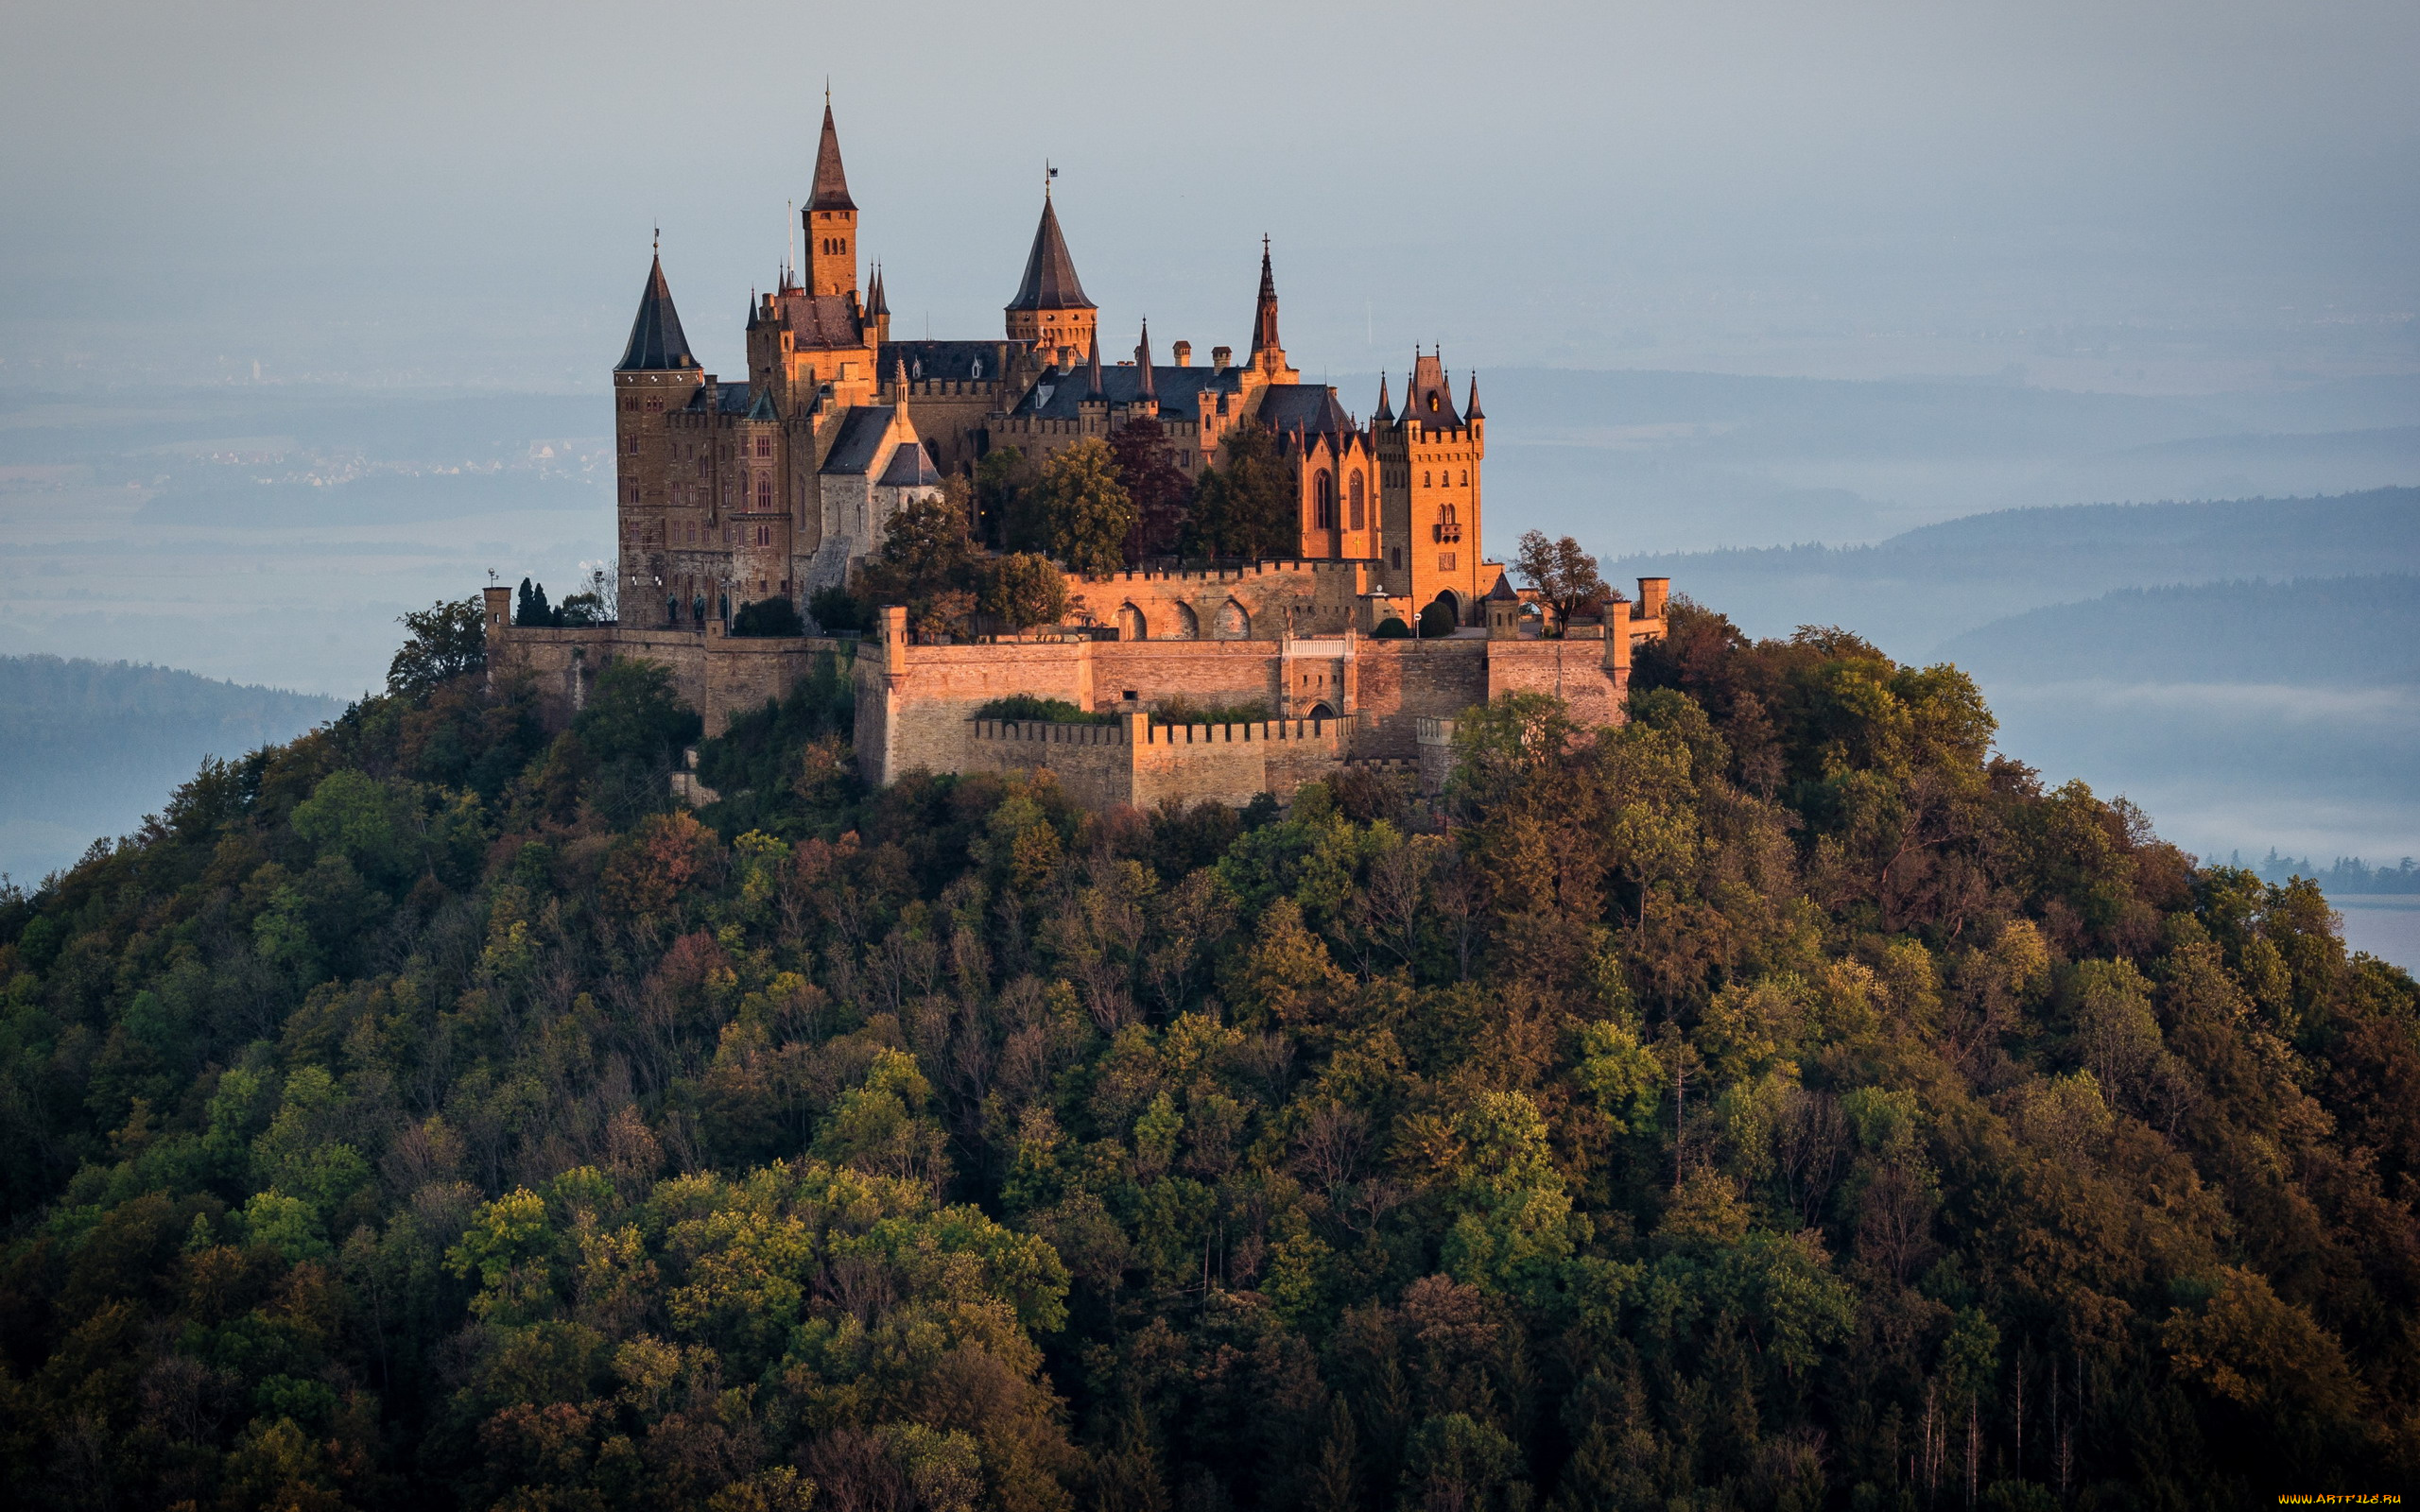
[1008,363,1245,420]
[819,406,898,474]
[616,255,697,371]
[1256,384,1356,446]
[808,102,855,212]
[879,340,1013,383]
[1006,195,1095,312]
[878,441,942,488]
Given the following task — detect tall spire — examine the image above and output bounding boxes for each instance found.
[1007,194,1094,312]
[1086,330,1103,396]
[1250,235,1281,356]
[1135,318,1155,399]
[1465,371,1484,421]
[616,253,695,371]
[1374,373,1392,422]
[867,263,889,317]
[809,99,854,212]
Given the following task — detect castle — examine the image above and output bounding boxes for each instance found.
[486,99,1670,807]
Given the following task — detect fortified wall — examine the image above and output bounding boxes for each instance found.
[482,578,1671,808]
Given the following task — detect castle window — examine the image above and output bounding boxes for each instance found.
[1313,472,1335,529]
[623,400,637,412]
[1423,471,1431,488]
[646,397,662,412]
[1461,470,1469,486]
[757,478,772,508]
[1392,547,1402,569]
[626,437,639,455]
[1349,470,1365,529]
[754,438,771,457]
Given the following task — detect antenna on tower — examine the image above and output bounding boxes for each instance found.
[786,198,795,286]
[1046,160,1057,197]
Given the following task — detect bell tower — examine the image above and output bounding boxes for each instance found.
[803,97,858,299]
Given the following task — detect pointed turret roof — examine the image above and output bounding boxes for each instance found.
[1465,372,1484,420]
[1406,349,1461,428]
[867,263,889,317]
[808,101,855,212]
[1135,319,1155,399]
[1008,192,1094,311]
[1249,237,1281,355]
[1373,373,1393,422]
[1085,331,1103,396]
[746,387,780,422]
[616,254,697,371]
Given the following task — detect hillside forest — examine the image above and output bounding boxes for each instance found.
[0,592,2415,1510]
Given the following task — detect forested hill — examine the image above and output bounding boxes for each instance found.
[2,601,2416,1509]
[1940,575,2420,686]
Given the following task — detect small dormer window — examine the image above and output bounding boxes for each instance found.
[1426,393,1439,412]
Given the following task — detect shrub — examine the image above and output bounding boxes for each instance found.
[972,695,1113,725]
[1151,696,1271,727]
[732,597,806,638]
[1373,616,1411,639]
[1420,599,1459,638]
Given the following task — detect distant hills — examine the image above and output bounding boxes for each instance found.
[0,656,339,883]
[1605,486,2420,656]
[1941,575,2420,687]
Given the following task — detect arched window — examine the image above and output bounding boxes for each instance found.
[756,477,772,508]
[1443,503,1458,524]
[1423,470,1432,488]
[1313,472,1335,529]
[1348,471,1365,529]
[1461,470,1469,486]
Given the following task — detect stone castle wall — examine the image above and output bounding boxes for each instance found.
[963,713,1349,810]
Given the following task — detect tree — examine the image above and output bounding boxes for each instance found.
[1108,418,1194,561]
[1513,530,1610,636]
[514,576,557,627]
[1186,423,1296,560]
[1039,438,1136,577]
[980,553,1070,633]
[387,593,487,698]
[977,445,1043,552]
[856,482,984,639]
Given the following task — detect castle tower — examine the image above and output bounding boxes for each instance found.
[614,250,706,625]
[1005,186,1097,363]
[1376,348,1487,625]
[804,100,858,300]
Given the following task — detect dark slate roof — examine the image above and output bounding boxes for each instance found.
[1008,363,1245,420]
[1487,573,1520,601]
[1255,384,1357,443]
[1006,196,1094,312]
[820,406,897,474]
[808,103,855,212]
[680,382,762,416]
[616,255,697,371]
[878,441,941,488]
[1403,352,1461,428]
[746,387,780,422]
[1373,373,1393,421]
[1465,372,1485,420]
[772,290,865,351]
[879,340,1013,383]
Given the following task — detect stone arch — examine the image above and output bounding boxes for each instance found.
[1215,597,1252,640]
[1169,602,1200,640]
[1117,602,1148,642]
[1307,701,1336,721]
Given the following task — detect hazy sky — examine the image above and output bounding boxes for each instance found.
[4,0,2415,393]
